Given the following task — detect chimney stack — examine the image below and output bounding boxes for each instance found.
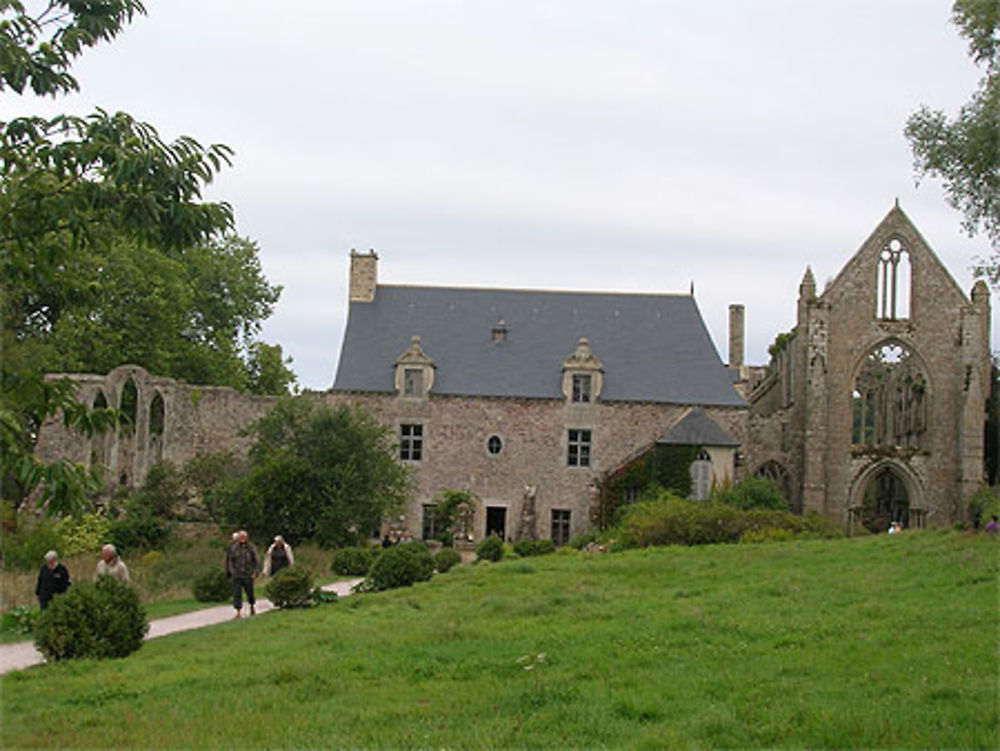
[728,304,745,369]
[349,249,378,303]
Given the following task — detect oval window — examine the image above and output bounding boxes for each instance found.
[487,435,503,455]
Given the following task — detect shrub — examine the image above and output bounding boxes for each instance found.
[476,535,504,562]
[966,485,1000,529]
[0,515,64,571]
[192,569,231,602]
[712,476,789,511]
[513,539,556,557]
[265,567,315,608]
[741,527,796,544]
[331,546,378,576]
[108,507,171,553]
[434,547,462,573]
[311,588,339,606]
[55,513,112,556]
[1,605,39,637]
[568,532,598,550]
[34,577,148,661]
[366,542,434,591]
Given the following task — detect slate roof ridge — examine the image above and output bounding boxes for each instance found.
[376,282,693,300]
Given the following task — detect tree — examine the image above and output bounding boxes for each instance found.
[1,1,236,511]
[905,0,999,285]
[207,399,410,547]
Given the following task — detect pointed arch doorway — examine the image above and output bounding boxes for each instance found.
[850,462,925,534]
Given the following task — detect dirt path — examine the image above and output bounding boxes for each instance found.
[0,578,363,676]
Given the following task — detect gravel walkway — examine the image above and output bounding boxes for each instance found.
[0,578,363,676]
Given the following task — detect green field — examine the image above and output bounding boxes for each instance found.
[2,531,996,749]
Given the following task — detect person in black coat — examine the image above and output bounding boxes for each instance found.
[36,550,71,610]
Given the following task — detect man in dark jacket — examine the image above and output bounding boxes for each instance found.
[36,550,71,610]
[225,530,259,618]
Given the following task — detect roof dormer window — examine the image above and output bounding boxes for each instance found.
[491,319,508,343]
[562,337,603,403]
[395,336,434,399]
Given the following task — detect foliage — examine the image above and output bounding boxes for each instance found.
[108,504,171,554]
[987,358,998,485]
[365,542,434,591]
[426,489,477,544]
[209,399,410,547]
[433,547,462,573]
[191,569,231,603]
[600,445,699,527]
[710,476,789,511]
[182,451,246,500]
[512,539,556,557]
[246,342,297,396]
[966,485,1000,529]
[330,546,378,576]
[0,513,63,570]
[311,588,339,606]
[0,604,38,637]
[54,513,111,555]
[0,1,238,514]
[131,461,186,519]
[614,496,841,550]
[475,535,505,563]
[568,532,599,550]
[34,576,147,661]
[767,329,795,357]
[265,567,315,609]
[905,0,999,282]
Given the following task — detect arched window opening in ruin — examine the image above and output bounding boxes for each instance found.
[690,449,712,501]
[90,391,109,468]
[876,237,911,320]
[860,466,910,533]
[120,379,138,428]
[149,392,165,460]
[852,342,927,448]
[755,460,796,513]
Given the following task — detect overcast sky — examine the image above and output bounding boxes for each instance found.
[10,1,997,389]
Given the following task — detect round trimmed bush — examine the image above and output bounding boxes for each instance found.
[265,567,315,608]
[434,547,462,573]
[367,542,434,591]
[192,569,231,602]
[34,577,148,661]
[331,546,378,576]
[476,535,504,562]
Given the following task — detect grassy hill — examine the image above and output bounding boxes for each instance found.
[2,531,996,749]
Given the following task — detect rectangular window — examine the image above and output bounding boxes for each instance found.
[571,374,591,403]
[400,423,423,461]
[422,504,438,541]
[551,509,571,546]
[567,429,591,467]
[624,487,641,504]
[403,368,423,397]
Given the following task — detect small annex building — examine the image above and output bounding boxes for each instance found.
[331,250,747,542]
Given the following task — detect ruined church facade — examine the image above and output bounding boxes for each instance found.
[745,205,992,529]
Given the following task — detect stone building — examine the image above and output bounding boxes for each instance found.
[331,250,746,542]
[745,204,992,530]
[34,204,992,538]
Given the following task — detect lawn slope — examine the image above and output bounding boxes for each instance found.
[2,531,996,749]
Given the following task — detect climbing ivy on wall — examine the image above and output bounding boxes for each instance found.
[600,444,699,528]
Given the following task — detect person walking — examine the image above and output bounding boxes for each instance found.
[263,535,294,577]
[35,551,71,610]
[226,530,259,618]
[95,544,130,582]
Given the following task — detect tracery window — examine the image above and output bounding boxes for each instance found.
[852,343,927,448]
[877,238,911,320]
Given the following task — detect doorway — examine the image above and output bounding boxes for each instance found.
[861,466,910,533]
[486,506,507,540]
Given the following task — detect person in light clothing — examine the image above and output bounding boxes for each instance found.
[95,544,130,583]
[263,535,294,576]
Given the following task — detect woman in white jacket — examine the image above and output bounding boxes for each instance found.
[263,535,294,576]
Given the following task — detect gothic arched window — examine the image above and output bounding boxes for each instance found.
[877,237,911,320]
[852,342,927,448]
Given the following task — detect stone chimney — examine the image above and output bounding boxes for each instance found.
[728,304,745,369]
[349,249,378,303]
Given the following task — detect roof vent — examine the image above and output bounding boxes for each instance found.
[491,319,507,343]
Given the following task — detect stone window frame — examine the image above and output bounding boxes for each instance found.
[690,448,712,501]
[400,423,424,462]
[551,508,571,546]
[876,236,912,321]
[571,374,592,403]
[567,428,592,467]
[850,340,929,449]
[561,338,603,404]
[486,434,503,456]
[421,503,439,541]
[394,336,434,401]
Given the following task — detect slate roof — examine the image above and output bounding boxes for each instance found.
[657,408,740,447]
[332,285,746,407]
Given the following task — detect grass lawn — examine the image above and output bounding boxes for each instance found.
[2,531,996,749]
